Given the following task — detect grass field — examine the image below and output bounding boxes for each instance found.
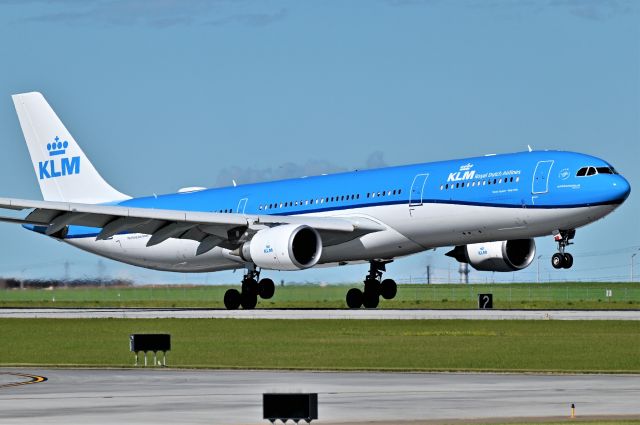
[0,319,638,372]
[1,282,639,309]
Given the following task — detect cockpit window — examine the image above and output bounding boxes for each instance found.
[576,166,614,177]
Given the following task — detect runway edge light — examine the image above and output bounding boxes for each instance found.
[571,403,576,418]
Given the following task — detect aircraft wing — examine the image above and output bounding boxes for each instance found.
[0,197,386,254]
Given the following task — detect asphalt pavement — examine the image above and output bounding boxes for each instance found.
[0,369,638,424]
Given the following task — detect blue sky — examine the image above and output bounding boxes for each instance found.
[0,0,637,284]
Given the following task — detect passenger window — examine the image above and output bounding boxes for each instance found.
[398,189,402,194]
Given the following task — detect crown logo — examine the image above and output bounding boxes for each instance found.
[460,163,473,171]
[47,136,68,157]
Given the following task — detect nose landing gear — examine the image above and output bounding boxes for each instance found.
[223,268,275,310]
[551,230,575,269]
[346,260,397,309]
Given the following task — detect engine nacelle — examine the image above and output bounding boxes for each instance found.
[446,239,536,272]
[240,224,322,271]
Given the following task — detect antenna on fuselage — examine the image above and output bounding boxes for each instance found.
[527,145,533,152]
[232,179,237,187]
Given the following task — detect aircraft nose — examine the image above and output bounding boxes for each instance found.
[611,175,631,203]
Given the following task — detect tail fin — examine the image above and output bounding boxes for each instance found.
[12,92,129,204]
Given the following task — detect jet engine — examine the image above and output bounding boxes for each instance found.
[240,224,322,271]
[446,239,536,272]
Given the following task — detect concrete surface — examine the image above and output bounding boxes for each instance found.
[0,369,638,424]
[1,308,639,320]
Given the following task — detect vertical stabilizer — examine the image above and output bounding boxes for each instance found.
[12,92,130,203]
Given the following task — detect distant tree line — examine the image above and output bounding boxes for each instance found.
[0,278,134,289]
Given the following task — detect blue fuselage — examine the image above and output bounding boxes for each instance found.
[116,150,629,218]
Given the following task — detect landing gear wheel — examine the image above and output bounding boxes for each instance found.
[362,290,380,309]
[346,288,363,309]
[240,291,258,309]
[364,278,380,295]
[380,279,397,300]
[551,253,564,269]
[223,289,241,310]
[242,278,258,296]
[563,253,574,269]
[258,278,275,299]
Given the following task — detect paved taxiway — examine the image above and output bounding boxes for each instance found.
[1,308,639,320]
[0,369,638,424]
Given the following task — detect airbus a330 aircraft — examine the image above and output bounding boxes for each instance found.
[0,92,630,309]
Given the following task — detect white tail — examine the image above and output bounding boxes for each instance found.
[12,92,130,204]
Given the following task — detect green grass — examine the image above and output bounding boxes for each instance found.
[0,319,638,372]
[1,282,640,309]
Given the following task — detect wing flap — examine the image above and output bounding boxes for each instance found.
[97,217,151,240]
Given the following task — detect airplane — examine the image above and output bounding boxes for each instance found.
[0,92,630,309]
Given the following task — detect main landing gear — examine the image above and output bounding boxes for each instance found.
[223,268,275,310]
[346,260,398,309]
[551,229,575,269]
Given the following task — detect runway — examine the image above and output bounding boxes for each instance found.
[1,307,639,320]
[0,369,638,424]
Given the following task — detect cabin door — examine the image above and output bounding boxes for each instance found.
[532,160,554,195]
[409,173,429,216]
[236,198,248,214]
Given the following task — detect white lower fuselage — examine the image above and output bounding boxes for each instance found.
[67,202,618,272]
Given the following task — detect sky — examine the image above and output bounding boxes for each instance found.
[0,0,637,285]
